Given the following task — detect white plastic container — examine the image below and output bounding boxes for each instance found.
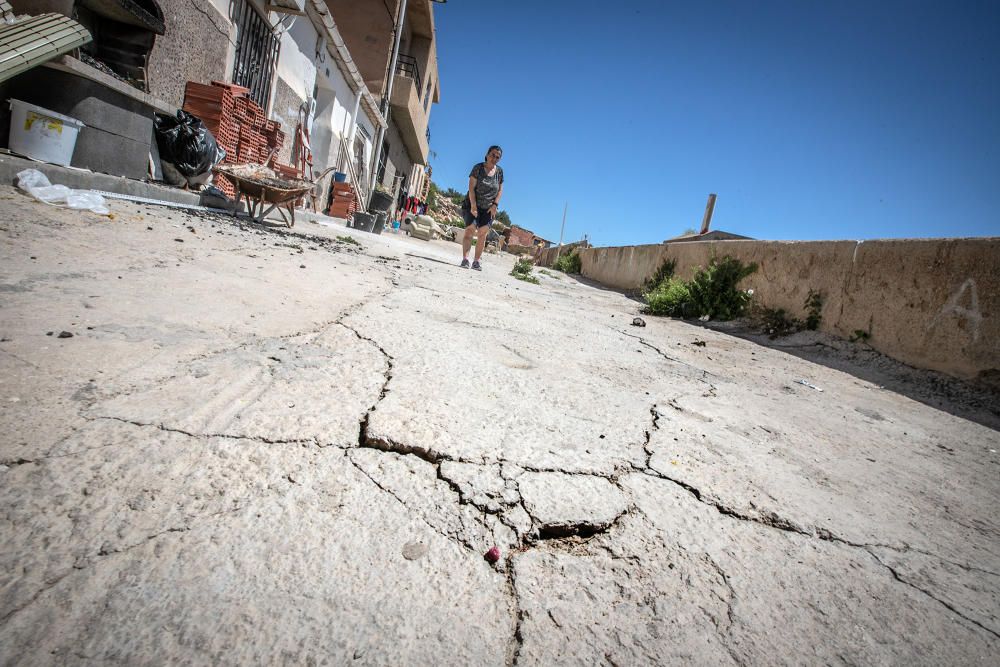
[8,99,85,167]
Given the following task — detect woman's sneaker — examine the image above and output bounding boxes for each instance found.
[472,261,482,271]
[460,258,470,268]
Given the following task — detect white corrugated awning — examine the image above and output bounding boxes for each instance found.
[0,12,92,84]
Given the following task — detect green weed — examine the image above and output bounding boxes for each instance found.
[336,235,360,246]
[643,258,677,292]
[643,277,692,317]
[553,252,582,274]
[753,289,824,337]
[643,255,756,320]
[685,256,758,320]
[804,289,823,330]
[850,329,871,343]
[510,257,539,284]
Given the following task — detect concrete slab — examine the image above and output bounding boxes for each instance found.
[1,188,997,663]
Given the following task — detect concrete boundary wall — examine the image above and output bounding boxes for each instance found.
[542,238,999,381]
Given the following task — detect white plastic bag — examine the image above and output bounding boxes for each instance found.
[14,168,50,190]
[15,168,110,215]
[65,191,110,213]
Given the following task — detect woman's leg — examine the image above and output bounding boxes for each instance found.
[474,224,489,261]
[462,224,476,258]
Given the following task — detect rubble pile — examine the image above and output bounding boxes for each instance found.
[432,195,463,226]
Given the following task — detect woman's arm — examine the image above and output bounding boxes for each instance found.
[468,175,478,215]
[491,183,504,215]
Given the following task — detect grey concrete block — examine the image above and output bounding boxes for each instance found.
[71,127,150,180]
[0,152,199,205]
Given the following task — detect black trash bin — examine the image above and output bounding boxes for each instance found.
[369,190,393,212]
[353,212,378,233]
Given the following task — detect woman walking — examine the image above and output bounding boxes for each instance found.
[460,145,504,270]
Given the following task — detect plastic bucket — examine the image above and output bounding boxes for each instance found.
[333,171,348,182]
[8,99,84,167]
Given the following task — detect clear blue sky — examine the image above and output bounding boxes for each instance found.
[426,0,999,246]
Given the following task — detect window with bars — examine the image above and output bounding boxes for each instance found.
[377,139,389,185]
[231,0,280,110]
[353,130,368,189]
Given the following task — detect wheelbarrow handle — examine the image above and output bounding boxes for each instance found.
[311,166,338,185]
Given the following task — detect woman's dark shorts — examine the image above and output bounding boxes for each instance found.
[462,206,494,228]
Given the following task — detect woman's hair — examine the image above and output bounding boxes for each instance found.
[485,145,503,159]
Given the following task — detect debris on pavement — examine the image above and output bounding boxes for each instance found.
[57,331,73,338]
[692,340,707,347]
[631,317,646,327]
[15,169,110,215]
[794,379,824,392]
[402,542,428,561]
[484,546,501,564]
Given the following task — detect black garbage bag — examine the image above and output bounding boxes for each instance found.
[153,111,226,178]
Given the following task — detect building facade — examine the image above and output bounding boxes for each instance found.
[160,0,388,207]
[326,0,440,203]
[10,0,437,213]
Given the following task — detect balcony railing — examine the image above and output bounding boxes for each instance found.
[395,54,421,95]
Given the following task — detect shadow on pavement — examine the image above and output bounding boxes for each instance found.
[698,320,1000,432]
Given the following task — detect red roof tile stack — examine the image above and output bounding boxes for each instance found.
[181,80,287,199]
[328,181,358,219]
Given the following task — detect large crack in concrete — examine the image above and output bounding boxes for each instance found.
[638,466,1000,641]
[92,415,319,446]
[342,450,480,553]
[340,314,652,664]
[0,502,250,629]
[0,570,74,627]
[868,550,1000,640]
[619,330,723,385]
[628,395,1000,643]
[504,555,525,667]
[701,553,744,666]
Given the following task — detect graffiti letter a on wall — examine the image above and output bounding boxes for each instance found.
[928,278,982,342]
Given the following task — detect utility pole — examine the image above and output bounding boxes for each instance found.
[555,202,567,259]
[699,193,717,235]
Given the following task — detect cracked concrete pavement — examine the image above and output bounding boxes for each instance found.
[1,186,998,665]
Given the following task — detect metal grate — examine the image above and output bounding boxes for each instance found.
[231,0,279,110]
[395,53,421,95]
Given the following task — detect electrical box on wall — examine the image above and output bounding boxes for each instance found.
[265,0,305,15]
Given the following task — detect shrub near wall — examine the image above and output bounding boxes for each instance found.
[574,238,1000,381]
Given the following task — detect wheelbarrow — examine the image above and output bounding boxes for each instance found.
[213,164,336,227]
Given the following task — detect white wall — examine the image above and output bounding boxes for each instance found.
[208,0,230,20]
[273,8,376,180]
[276,15,318,101]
